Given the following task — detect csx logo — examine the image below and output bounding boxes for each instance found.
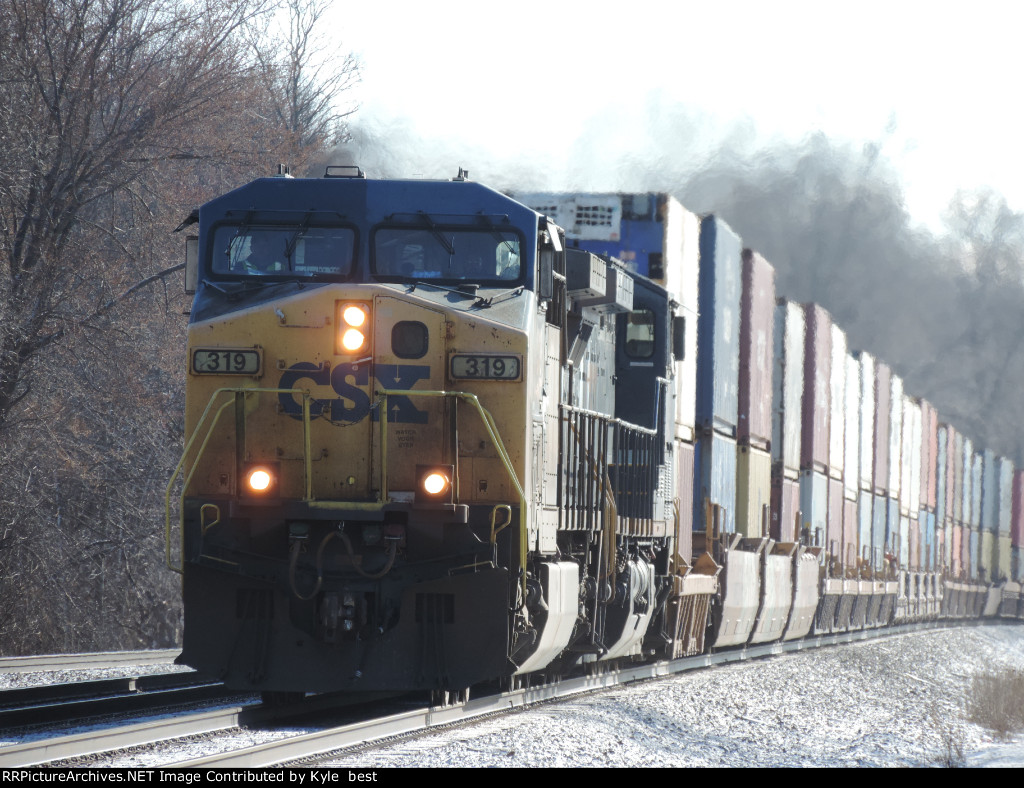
[278,362,430,423]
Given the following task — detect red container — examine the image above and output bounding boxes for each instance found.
[920,401,938,512]
[944,425,956,526]
[676,441,695,562]
[873,362,891,495]
[770,473,800,542]
[738,250,775,451]
[1012,469,1024,548]
[801,304,832,472]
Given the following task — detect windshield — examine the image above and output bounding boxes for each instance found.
[211,225,356,277]
[372,227,521,283]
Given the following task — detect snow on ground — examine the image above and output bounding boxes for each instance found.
[321,624,1024,768]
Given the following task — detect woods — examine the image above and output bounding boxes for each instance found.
[0,0,357,653]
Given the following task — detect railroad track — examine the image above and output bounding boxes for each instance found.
[2,620,993,768]
[0,672,233,728]
[0,650,179,675]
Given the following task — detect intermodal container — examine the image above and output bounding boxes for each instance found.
[828,324,847,480]
[672,207,700,444]
[952,525,963,577]
[737,250,775,450]
[844,354,860,501]
[997,534,1012,581]
[770,474,800,542]
[772,300,804,474]
[961,438,974,528]
[693,430,737,534]
[801,304,832,473]
[900,397,921,518]
[998,457,1013,536]
[981,530,994,582]
[969,527,980,580]
[887,374,904,499]
[1013,469,1024,548]
[827,476,844,563]
[736,444,772,538]
[887,498,901,564]
[971,451,983,529]
[923,510,936,571]
[856,352,875,492]
[842,497,858,571]
[858,490,873,569]
[800,468,828,547]
[981,449,998,533]
[936,425,948,525]
[952,430,964,525]
[676,440,695,562]
[873,362,891,495]
[907,515,919,571]
[921,401,938,512]
[1014,545,1023,583]
[696,216,742,436]
[871,493,888,571]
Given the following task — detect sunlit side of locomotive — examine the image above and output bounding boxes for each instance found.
[172,169,565,694]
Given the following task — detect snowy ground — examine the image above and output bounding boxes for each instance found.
[322,624,1024,768]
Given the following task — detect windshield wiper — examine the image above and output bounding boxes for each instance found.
[284,213,312,268]
[417,212,455,256]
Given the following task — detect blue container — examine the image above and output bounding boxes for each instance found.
[899,515,910,571]
[695,216,742,436]
[1014,545,1023,583]
[886,498,901,559]
[859,490,873,568]
[693,431,738,534]
[799,468,828,547]
[923,510,936,571]
[872,493,888,571]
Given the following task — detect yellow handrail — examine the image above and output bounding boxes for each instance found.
[164,387,315,573]
[166,386,527,592]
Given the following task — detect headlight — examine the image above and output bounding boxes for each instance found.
[340,327,366,352]
[242,462,279,498]
[337,301,371,354]
[416,464,455,503]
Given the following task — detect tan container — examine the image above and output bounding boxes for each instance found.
[736,444,773,538]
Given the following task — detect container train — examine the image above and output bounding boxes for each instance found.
[167,167,1024,700]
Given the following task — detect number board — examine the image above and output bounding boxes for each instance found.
[449,354,521,381]
[192,348,262,376]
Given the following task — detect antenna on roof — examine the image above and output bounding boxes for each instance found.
[454,167,470,181]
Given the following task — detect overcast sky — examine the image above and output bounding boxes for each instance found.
[333,0,1024,233]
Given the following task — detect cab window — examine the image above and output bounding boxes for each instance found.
[211,225,356,277]
[624,309,656,358]
[372,227,521,283]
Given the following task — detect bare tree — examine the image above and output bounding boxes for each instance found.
[0,0,274,434]
[247,0,360,167]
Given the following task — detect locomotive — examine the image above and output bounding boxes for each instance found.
[167,167,1023,700]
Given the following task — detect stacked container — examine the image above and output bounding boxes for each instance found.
[900,396,922,570]
[920,402,938,572]
[997,457,1013,582]
[953,431,965,577]
[800,304,831,549]
[770,300,804,542]
[827,324,847,568]
[843,354,861,573]
[1012,470,1024,584]
[856,352,876,573]
[980,449,998,582]
[694,216,742,535]
[871,362,892,573]
[936,424,952,575]
[885,373,904,570]
[736,250,775,539]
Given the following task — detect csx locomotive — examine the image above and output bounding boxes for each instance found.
[168,167,1022,700]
